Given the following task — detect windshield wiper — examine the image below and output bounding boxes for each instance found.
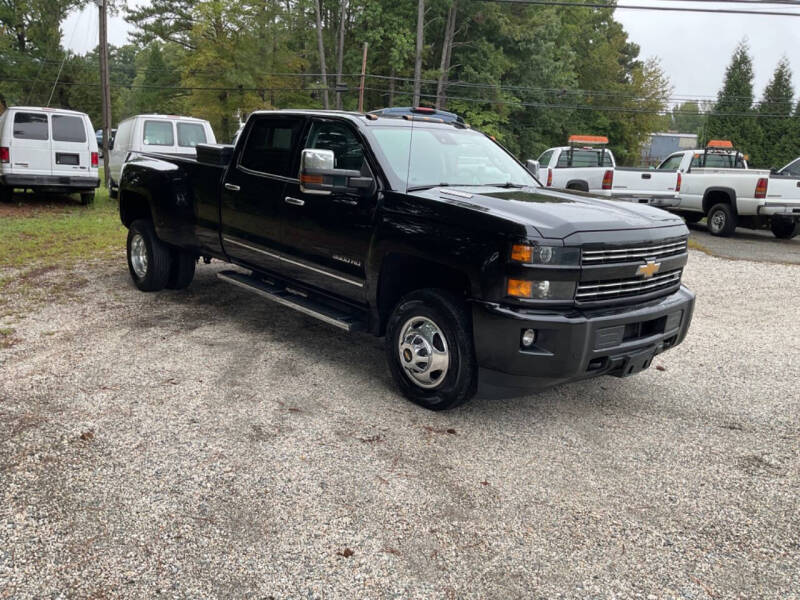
[406,183,452,192]
[479,182,528,189]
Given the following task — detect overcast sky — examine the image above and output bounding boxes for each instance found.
[62,0,800,103]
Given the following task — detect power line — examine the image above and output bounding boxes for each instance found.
[484,0,800,16]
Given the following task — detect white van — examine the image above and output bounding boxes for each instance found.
[108,114,216,197]
[0,106,99,204]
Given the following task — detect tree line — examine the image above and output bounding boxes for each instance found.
[1,1,797,168]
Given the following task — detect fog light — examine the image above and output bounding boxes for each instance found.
[521,328,537,347]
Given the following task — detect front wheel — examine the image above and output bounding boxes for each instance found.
[771,218,799,239]
[126,219,172,291]
[707,203,737,237]
[385,289,477,410]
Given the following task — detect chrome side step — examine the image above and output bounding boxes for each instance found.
[217,270,365,332]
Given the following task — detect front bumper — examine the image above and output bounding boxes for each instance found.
[473,285,695,391]
[0,174,100,191]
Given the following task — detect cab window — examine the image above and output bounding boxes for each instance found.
[782,159,800,176]
[239,117,304,177]
[658,154,683,170]
[690,153,743,169]
[305,120,366,172]
[556,149,610,168]
[177,122,207,148]
[536,150,554,168]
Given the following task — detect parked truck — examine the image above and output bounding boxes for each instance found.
[656,140,800,238]
[528,136,681,208]
[118,109,695,410]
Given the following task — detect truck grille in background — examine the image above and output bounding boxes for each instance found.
[576,269,683,302]
[581,239,687,265]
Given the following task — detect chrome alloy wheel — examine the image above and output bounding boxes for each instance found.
[130,233,149,278]
[397,316,450,389]
[709,209,726,234]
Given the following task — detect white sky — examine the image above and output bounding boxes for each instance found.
[62,0,800,103]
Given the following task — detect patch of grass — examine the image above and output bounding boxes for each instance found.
[0,327,19,348]
[0,184,125,269]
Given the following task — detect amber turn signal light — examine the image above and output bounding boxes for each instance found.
[507,279,533,298]
[511,244,533,263]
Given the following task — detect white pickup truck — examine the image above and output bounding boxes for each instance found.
[656,141,800,238]
[528,136,680,208]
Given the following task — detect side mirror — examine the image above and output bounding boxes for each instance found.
[299,148,373,195]
[525,159,540,178]
[108,138,114,151]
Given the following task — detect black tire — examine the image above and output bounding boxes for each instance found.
[109,184,118,200]
[166,248,196,289]
[126,219,172,292]
[0,186,13,203]
[706,203,737,237]
[385,289,477,410]
[566,182,589,192]
[683,213,703,224]
[770,219,799,240]
[80,192,95,205]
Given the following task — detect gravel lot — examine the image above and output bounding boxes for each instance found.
[688,222,800,264]
[1,245,799,598]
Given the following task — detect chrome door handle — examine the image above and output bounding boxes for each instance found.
[224,183,240,192]
[285,196,305,206]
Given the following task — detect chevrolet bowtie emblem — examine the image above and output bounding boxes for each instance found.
[636,260,661,279]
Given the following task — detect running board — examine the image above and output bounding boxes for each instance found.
[217,270,365,332]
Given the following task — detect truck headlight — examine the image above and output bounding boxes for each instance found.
[507,279,576,300]
[510,244,579,266]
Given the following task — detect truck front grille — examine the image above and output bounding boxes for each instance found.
[576,269,682,302]
[582,239,687,265]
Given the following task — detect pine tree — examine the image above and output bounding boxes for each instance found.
[754,58,795,168]
[704,41,762,158]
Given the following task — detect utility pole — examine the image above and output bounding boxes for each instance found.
[413,0,425,107]
[97,0,112,189]
[358,42,368,113]
[314,0,329,110]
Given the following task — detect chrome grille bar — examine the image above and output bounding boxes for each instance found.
[582,240,687,264]
[576,269,682,300]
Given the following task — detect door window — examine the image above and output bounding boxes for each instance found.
[782,159,800,176]
[306,120,366,172]
[52,115,87,143]
[536,150,554,168]
[13,113,49,140]
[658,154,683,170]
[239,117,304,177]
[177,122,207,148]
[143,120,175,146]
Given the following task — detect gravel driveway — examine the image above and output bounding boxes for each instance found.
[1,248,799,598]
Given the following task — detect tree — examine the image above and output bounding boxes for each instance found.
[704,41,761,156]
[412,0,424,106]
[124,44,183,116]
[753,58,795,169]
[670,101,705,134]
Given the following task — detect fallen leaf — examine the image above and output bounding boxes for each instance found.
[655,365,666,372]
[337,548,354,558]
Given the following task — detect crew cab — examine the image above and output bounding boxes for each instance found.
[118,109,695,410]
[528,136,680,208]
[657,140,800,238]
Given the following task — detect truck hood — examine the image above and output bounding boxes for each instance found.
[409,186,683,239]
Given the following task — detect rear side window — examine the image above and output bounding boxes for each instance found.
[239,117,304,177]
[52,115,87,143]
[13,113,48,140]
[177,122,207,148]
[537,150,554,168]
[143,121,174,146]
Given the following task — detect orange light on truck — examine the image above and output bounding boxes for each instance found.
[707,139,733,149]
[755,178,768,199]
[511,244,533,263]
[602,169,614,190]
[300,174,324,185]
[568,135,609,145]
[507,279,533,298]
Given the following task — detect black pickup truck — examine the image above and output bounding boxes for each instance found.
[119,109,695,410]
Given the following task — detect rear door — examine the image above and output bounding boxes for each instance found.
[220,114,306,272]
[51,113,92,178]
[9,111,51,177]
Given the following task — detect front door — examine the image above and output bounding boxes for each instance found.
[9,111,51,178]
[220,115,306,273]
[280,118,379,302]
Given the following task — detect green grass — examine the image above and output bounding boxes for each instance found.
[0,184,125,270]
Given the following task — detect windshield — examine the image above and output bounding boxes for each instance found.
[368,125,538,191]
